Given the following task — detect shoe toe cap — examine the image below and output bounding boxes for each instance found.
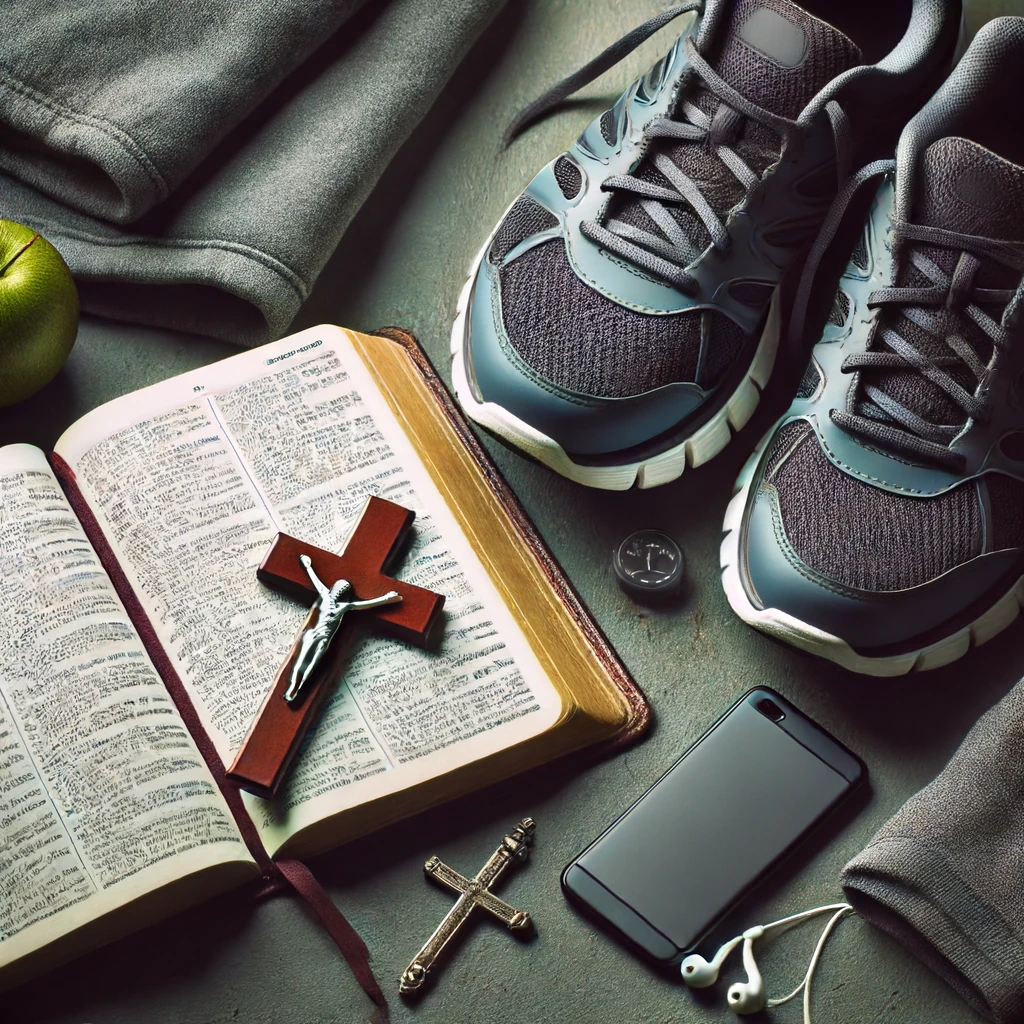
[462,240,711,456]
[738,423,1024,659]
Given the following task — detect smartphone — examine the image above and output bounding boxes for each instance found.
[561,687,865,965]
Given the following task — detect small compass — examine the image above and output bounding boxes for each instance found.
[613,529,685,601]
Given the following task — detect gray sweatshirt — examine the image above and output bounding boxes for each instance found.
[0,0,505,344]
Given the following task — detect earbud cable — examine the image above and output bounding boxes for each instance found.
[763,903,854,1021]
[802,905,853,1024]
[763,902,852,940]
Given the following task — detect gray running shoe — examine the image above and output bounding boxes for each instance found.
[452,0,960,489]
[723,17,1024,675]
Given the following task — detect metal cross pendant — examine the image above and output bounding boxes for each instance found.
[401,818,536,996]
[227,496,445,799]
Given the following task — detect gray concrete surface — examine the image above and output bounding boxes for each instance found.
[5,3,1024,1022]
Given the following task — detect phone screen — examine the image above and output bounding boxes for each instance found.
[565,690,861,962]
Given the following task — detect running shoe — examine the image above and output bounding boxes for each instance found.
[451,0,960,489]
[722,17,1024,675]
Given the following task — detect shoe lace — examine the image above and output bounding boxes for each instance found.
[790,163,1024,472]
[504,2,854,295]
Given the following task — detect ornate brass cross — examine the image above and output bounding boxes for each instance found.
[400,818,536,995]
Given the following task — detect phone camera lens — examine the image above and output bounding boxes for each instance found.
[756,697,785,722]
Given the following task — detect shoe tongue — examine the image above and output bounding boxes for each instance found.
[606,1,856,276]
[712,0,862,119]
[611,0,861,263]
[915,137,1024,240]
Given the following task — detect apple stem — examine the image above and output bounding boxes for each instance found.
[0,232,41,277]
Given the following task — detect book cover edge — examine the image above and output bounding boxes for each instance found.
[369,325,652,751]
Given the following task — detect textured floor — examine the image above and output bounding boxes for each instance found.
[5,2,1024,1023]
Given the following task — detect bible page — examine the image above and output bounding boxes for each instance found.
[0,445,256,972]
[54,326,562,856]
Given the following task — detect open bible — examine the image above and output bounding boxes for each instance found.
[0,325,648,990]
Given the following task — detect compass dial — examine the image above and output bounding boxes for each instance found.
[613,530,685,600]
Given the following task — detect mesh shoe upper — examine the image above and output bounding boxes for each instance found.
[765,421,984,591]
[489,196,558,264]
[764,135,1024,595]
[500,240,748,396]
[496,0,863,400]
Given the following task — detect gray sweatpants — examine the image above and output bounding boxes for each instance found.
[842,679,1024,1023]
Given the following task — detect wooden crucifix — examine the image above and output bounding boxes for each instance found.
[227,496,445,799]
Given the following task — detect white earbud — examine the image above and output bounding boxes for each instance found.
[678,904,854,1023]
[725,929,767,1014]
[680,934,743,988]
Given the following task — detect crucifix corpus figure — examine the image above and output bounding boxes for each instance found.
[286,554,401,704]
[227,496,445,799]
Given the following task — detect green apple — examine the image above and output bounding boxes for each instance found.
[0,220,79,407]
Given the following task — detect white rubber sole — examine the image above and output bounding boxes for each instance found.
[721,430,1024,676]
[449,244,780,491]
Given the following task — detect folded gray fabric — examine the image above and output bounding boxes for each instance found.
[0,0,505,344]
[841,680,1024,1024]
[0,0,376,224]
